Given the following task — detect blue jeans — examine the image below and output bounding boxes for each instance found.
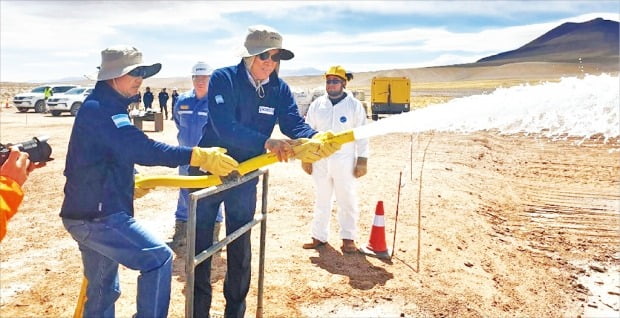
[63,212,173,318]
[193,179,257,318]
[176,165,224,222]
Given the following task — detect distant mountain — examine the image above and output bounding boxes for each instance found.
[477,18,619,65]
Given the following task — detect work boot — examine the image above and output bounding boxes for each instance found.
[341,239,358,254]
[167,220,187,254]
[213,221,222,244]
[302,238,326,249]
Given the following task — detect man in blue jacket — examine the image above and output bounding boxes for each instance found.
[169,61,224,253]
[158,88,170,119]
[191,25,341,318]
[143,86,154,109]
[60,45,239,318]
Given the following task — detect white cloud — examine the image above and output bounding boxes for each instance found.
[1,1,617,81]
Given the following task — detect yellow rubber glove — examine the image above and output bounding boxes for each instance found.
[312,131,342,158]
[189,147,239,176]
[293,138,322,163]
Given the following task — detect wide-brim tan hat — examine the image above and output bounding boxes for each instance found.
[239,25,294,60]
[97,45,161,81]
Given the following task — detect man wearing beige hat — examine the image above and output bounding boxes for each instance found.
[60,45,239,318]
[189,25,342,318]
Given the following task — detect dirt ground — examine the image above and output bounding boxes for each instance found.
[0,83,619,318]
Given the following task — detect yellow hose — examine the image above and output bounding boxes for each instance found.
[135,130,355,189]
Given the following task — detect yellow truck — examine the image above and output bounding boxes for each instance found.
[370,77,410,120]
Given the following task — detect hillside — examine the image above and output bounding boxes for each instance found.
[477,18,619,65]
[147,18,620,91]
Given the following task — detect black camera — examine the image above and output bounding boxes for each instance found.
[0,136,53,166]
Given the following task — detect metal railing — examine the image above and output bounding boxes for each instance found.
[185,169,269,318]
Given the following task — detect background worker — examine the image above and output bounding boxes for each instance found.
[191,25,341,318]
[169,61,224,253]
[59,45,238,318]
[158,87,170,119]
[43,86,53,100]
[1,147,45,241]
[143,86,154,110]
[301,66,369,254]
[170,88,179,120]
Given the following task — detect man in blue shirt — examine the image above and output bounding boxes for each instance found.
[169,61,224,253]
[60,45,239,318]
[191,25,341,318]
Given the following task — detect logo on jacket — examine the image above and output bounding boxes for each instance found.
[258,106,275,115]
[215,95,224,104]
[339,116,347,123]
[111,114,131,128]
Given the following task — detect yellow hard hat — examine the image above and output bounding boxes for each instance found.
[324,65,347,81]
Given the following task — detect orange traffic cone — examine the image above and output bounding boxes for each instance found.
[360,201,391,259]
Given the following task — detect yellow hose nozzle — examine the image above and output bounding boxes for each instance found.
[135,130,355,189]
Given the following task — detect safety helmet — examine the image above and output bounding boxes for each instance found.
[192,61,211,76]
[324,65,347,81]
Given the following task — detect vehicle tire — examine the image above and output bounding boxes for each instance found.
[372,114,379,121]
[70,102,82,116]
[34,100,46,113]
[17,107,28,113]
[51,110,62,117]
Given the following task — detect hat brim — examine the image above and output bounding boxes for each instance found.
[97,63,162,81]
[240,47,294,61]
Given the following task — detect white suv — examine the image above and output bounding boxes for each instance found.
[13,84,78,113]
[47,86,94,116]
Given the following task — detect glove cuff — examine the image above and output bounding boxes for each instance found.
[189,147,200,166]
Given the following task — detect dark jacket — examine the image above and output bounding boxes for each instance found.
[171,91,179,108]
[143,91,154,106]
[158,91,169,106]
[197,60,316,163]
[60,81,192,220]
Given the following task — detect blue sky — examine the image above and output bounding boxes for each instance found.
[1,1,618,82]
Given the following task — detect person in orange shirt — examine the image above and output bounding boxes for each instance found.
[0,147,44,241]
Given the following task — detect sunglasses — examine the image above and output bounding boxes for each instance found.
[128,67,148,78]
[257,51,281,62]
[326,79,343,85]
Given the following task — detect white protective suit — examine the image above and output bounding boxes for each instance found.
[304,92,369,242]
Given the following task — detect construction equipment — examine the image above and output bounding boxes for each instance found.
[370,77,411,121]
[351,89,371,118]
